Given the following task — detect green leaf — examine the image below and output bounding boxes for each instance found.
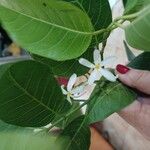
[128,52,150,70]
[0,131,58,150]
[0,60,71,127]
[63,102,82,127]
[125,5,150,51]
[123,41,136,61]
[52,102,82,129]
[0,0,93,61]
[0,120,59,150]
[0,120,28,132]
[0,119,50,137]
[123,0,127,6]
[123,0,150,14]
[86,81,136,124]
[64,0,112,44]
[33,47,93,77]
[0,63,12,78]
[57,116,91,150]
[33,0,112,77]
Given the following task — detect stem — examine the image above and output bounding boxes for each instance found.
[86,12,140,36]
[48,100,89,131]
[113,22,125,29]
[110,20,125,31]
[92,29,107,36]
[115,12,140,22]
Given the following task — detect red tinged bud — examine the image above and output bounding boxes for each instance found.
[57,77,68,86]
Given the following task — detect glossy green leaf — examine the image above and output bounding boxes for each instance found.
[0,131,58,150]
[124,41,136,61]
[64,0,112,44]
[86,80,136,124]
[0,0,93,61]
[57,116,90,150]
[0,60,71,127]
[128,52,150,70]
[125,5,150,51]
[33,0,112,77]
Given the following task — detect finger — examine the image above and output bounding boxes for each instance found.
[119,98,150,140]
[116,64,150,95]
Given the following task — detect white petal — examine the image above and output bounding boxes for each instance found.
[61,85,67,95]
[100,68,117,82]
[67,74,77,92]
[79,58,95,68]
[67,95,72,103]
[88,69,102,85]
[98,43,102,51]
[94,49,101,64]
[71,85,85,95]
[101,56,117,66]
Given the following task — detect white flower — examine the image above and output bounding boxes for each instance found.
[98,43,102,51]
[79,49,117,85]
[61,74,85,103]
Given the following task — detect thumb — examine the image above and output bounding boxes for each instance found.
[119,98,150,140]
[116,64,150,95]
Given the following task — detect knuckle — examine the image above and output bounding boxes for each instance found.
[131,71,145,88]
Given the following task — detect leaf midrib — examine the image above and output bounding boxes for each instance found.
[7,70,60,116]
[66,119,86,149]
[0,4,93,35]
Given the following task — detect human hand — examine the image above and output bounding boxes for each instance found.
[116,64,150,140]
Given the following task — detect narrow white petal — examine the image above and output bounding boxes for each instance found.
[71,85,85,95]
[61,85,68,95]
[67,95,72,103]
[88,69,101,85]
[100,68,117,82]
[98,43,102,51]
[79,58,95,68]
[101,56,117,66]
[67,74,77,92]
[94,49,101,64]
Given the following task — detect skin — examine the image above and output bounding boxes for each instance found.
[117,68,150,140]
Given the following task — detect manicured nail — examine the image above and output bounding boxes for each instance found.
[116,64,130,74]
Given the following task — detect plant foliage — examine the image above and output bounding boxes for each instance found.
[0,0,150,149]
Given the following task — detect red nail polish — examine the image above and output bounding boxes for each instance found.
[116,64,130,74]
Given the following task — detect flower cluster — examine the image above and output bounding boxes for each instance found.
[79,49,117,85]
[61,74,85,103]
[61,48,117,103]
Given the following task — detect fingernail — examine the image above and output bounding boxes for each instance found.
[116,64,130,74]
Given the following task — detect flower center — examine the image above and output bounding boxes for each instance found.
[95,64,101,70]
[67,92,72,97]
